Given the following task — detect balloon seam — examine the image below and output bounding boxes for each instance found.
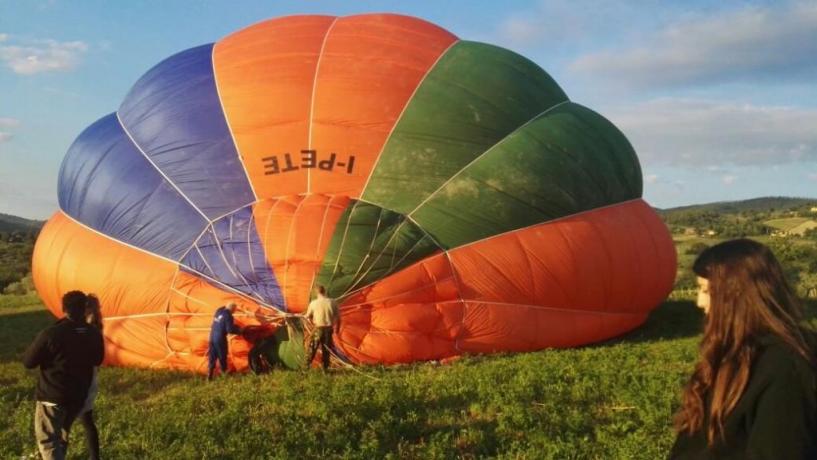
[307,195,339,296]
[210,41,260,203]
[357,39,461,201]
[114,112,210,222]
[307,16,340,194]
[327,200,361,287]
[405,99,572,219]
[332,100,575,292]
[339,198,645,300]
[281,196,308,311]
[450,197,644,252]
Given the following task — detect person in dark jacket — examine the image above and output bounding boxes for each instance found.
[207,302,243,380]
[670,239,817,459]
[23,290,105,460]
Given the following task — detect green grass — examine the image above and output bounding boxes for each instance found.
[0,295,704,459]
[3,295,814,459]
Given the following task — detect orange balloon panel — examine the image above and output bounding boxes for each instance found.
[252,194,350,311]
[308,14,458,196]
[214,15,336,199]
[335,199,676,364]
[32,211,271,373]
[32,212,177,321]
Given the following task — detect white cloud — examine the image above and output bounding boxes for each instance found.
[0,117,20,128]
[569,2,817,88]
[495,0,651,48]
[808,173,817,181]
[606,98,817,167]
[0,37,88,75]
[0,33,8,42]
[721,175,738,185]
[645,174,659,184]
[0,117,19,145]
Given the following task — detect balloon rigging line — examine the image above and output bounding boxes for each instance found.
[334,206,385,298]
[170,286,212,308]
[159,267,182,357]
[306,17,339,194]
[281,196,307,308]
[300,317,383,381]
[338,229,430,300]
[246,210,257,273]
[337,210,446,300]
[211,43,259,202]
[209,200,258,226]
[115,111,210,222]
[208,223,268,304]
[178,225,214,265]
[307,195,339,295]
[224,215,268,303]
[194,245,216,278]
[327,200,361,288]
[54,205,335,312]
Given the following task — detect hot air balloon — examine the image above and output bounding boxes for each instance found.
[32,13,676,373]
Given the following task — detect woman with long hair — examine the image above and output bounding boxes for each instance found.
[670,239,817,459]
[77,294,102,460]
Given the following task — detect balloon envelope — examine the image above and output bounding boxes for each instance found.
[32,14,676,372]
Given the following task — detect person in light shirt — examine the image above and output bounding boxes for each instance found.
[303,285,340,370]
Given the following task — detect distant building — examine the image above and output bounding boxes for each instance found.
[811,207,817,213]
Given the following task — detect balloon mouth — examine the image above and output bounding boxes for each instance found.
[245,319,307,371]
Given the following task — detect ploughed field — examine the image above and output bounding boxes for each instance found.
[3,293,815,459]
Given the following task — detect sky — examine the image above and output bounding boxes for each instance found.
[1,0,815,220]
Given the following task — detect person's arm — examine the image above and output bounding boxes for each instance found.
[303,301,314,321]
[225,311,242,335]
[22,330,49,369]
[746,363,817,459]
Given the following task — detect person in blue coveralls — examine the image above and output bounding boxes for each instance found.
[207,302,243,380]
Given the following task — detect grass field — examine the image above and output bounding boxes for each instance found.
[2,294,815,459]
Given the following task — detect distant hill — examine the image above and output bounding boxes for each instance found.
[0,213,44,234]
[658,197,817,217]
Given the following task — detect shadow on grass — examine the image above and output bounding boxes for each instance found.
[611,298,817,347]
[613,300,705,345]
[0,309,54,362]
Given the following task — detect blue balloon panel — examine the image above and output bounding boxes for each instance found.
[118,44,255,221]
[58,113,209,260]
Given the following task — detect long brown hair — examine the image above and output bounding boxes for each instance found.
[674,238,813,445]
[86,294,103,331]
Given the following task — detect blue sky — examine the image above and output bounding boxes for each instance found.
[1,0,815,219]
